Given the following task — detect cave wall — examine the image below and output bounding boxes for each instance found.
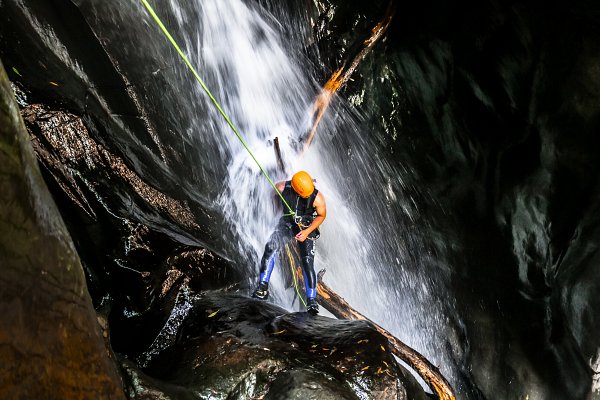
[0,0,227,255]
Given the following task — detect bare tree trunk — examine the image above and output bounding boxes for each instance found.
[273,137,286,173]
[302,1,396,154]
[317,270,457,400]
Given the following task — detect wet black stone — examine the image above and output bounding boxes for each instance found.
[0,59,125,400]
[140,292,425,399]
[265,369,358,400]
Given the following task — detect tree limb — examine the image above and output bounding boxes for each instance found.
[316,269,456,400]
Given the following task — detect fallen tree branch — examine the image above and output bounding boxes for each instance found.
[273,137,286,174]
[302,1,396,154]
[317,269,456,400]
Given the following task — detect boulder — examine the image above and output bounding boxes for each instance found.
[127,291,430,400]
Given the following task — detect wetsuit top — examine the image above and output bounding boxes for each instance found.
[281,180,319,228]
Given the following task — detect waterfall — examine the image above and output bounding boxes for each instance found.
[161,0,457,388]
[143,0,456,387]
[76,0,458,389]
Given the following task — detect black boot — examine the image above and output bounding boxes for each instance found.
[306,297,319,315]
[252,282,269,300]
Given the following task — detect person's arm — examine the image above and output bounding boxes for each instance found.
[295,192,326,242]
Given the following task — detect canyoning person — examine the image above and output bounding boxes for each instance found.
[253,171,326,315]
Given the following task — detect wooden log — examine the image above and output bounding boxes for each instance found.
[273,136,286,173]
[301,1,396,154]
[316,269,457,400]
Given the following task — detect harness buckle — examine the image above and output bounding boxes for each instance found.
[294,215,305,228]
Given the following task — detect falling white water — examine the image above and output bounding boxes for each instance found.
[137,282,195,367]
[157,0,457,389]
[592,348,600,394]
[191,0,320,296]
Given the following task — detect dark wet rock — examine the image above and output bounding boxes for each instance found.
[18,100,213,317]
[134,292,429,400]
[307,0,391,76]
[109,247,242,361]
[120,358,201,400]
[311,0,600,398]
[164,248,242,293]
[16,100,246,370]
[142,335,288,399]
[0,0,243,262]
[265,369,358,400]
[22,103,200,231]
[0,60,125,398]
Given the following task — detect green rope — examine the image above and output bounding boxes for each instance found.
[139,0,296,218]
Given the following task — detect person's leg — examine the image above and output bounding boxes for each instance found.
[259,236,278,284]
[253,221,290,299]
[298,238,318,314]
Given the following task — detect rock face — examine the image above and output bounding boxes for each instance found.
[311,1,600,398]
[0,0,229,258]
[0,60,125,399]
[121,292,429,400]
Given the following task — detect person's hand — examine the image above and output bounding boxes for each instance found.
[295,230,309,242]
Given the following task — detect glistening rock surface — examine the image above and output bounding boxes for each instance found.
[313,0,600,398]
[0,60,125,399]
[125,291,429,400]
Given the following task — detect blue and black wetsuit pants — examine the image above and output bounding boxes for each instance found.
[259,219,317,299]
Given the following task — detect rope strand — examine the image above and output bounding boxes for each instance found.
[139,0,296,218]
[140,0,311,306]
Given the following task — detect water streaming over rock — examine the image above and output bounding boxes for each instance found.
[3,0,458,391]
[137,0,459,388]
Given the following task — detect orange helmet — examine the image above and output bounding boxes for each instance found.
[291,171,314,198]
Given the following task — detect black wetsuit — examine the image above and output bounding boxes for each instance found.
[259,181,319,298]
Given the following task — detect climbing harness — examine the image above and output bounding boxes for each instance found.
[285,184,320,240]
[139,0,296,220]
[291,198,319,240]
